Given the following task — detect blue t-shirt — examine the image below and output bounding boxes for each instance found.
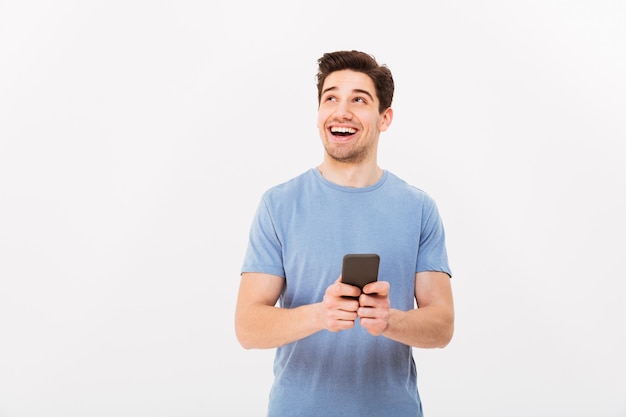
[241,168,451,417]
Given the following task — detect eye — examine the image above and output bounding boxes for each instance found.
[354,97,366,104]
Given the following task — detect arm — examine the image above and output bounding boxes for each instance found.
[235,272,362,349]
[358,271,454,348]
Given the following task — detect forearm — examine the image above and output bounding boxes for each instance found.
[382,305,454,348]
[236,302,324,349]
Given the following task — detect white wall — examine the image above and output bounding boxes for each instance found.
[1,1,624,416]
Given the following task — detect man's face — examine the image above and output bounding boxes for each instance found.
[317,70,391,164]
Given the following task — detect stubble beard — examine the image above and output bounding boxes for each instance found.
[323,139,370,165]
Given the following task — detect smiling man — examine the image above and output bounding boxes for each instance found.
[235,50,454,417]
[316,68,391,187]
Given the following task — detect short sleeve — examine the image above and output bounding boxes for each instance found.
[415,197,451,277]
[240,196,286,278]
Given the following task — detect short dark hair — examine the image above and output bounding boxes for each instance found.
[316,50,394,114]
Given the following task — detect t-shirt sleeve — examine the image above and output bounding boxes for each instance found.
[416,196,452,277]
[240,196,286,278]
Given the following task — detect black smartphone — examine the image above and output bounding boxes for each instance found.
[341,253,380,290]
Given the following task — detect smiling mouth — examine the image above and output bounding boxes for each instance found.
[330,126,357,137]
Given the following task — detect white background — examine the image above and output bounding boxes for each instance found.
[1,1,625,416]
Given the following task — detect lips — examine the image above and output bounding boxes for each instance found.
[329,126,358,142]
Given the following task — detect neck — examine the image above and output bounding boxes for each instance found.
[317,160,383,188]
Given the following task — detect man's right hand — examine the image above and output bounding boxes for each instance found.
[318,277,362,332]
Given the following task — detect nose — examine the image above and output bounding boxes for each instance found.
[333,100,353,121]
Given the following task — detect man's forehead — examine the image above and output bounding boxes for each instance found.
[322,70,376,97]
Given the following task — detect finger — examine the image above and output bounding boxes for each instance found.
[359,316,388,336]
[362,280,389,296]
[335,282,362,299]
[359,292,390,310]
[337,297,360,312]
[358,306,389,324]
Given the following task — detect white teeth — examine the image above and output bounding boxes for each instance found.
[330,127,356,134]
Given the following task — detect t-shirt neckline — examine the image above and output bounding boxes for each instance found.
[311,167,388,193]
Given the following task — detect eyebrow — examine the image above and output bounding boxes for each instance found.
[321,86,375,101]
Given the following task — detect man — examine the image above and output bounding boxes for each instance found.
[235,50,454,417]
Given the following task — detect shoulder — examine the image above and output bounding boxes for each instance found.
[261,169,317,203]
[384,171,437,207]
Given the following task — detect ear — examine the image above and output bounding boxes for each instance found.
[378,107,393,132]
